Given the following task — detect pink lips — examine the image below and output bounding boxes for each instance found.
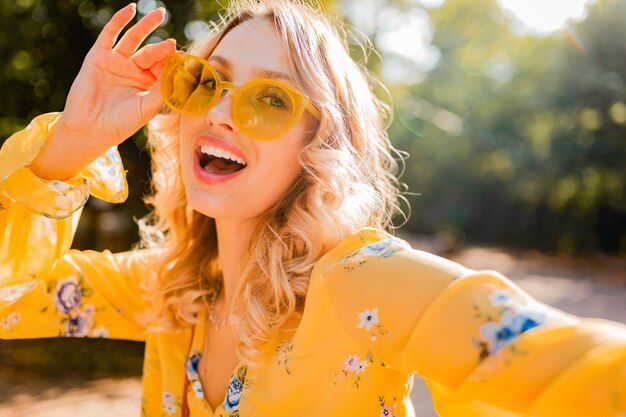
[193,135,249,185]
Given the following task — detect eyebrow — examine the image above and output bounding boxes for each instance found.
[208,55,294,83]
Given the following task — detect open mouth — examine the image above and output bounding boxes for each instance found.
[197,148,248,175]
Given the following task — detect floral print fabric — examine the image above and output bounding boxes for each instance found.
[184,308,250,417]
[476,289,558,360]
[2,114,626,417]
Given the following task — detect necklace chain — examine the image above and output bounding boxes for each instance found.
[207,289,230,332]
[203,273,230,332]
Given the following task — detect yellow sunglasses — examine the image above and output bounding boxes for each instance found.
[161,52,321,140]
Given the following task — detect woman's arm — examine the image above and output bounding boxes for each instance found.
[0,113,157,341]
[0,4,177,341]
[314,227,626,417]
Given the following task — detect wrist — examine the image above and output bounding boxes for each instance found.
[28,118,98,181]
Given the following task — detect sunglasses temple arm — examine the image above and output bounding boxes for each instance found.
[306,102,322,120]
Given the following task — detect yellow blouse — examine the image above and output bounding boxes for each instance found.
[1,112,626,417]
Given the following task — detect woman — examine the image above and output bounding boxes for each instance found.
[1,1,625,416]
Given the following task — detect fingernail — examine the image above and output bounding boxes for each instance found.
[166,38,177,45]
[157,7,166,13]
[129,2,136,9]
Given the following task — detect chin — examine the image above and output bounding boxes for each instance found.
[185,191,265,221]
[182,174,288,222]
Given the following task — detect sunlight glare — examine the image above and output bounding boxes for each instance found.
[497,0,596,34]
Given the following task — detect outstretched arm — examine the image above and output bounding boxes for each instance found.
[316,227,626,417]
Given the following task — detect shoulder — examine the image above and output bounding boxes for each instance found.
[307,227,472,364]
[310,227,470,333]
[313,227,469,286]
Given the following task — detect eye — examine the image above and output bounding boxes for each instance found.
[259,93,287,109]
[256,86,291,110]
[245,85,293,112]
[199,76,217,90]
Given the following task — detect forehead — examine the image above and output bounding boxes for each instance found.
[211,17,291,75]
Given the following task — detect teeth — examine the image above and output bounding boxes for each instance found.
[200,144,247,166]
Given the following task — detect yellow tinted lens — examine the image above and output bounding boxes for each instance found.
[236,83,295,140]
[163,57,218,114]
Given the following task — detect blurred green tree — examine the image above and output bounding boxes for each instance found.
[0,0,225,252]
[0,0,624,255]
[382,0,626,255]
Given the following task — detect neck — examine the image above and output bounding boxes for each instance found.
[214,218,258,314]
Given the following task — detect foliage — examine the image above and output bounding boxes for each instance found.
[0,0,624,259]
[384,0,626,255]
[0,0,225,253]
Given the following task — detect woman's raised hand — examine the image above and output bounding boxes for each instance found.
[60,3,175,146]
[29,3,176,180]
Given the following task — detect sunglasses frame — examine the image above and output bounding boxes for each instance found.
[161,52,321,140]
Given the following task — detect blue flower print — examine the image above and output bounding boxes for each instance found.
[224,376,243,410]
[223,365,247,411]
[341,237,408,272]
[186,352,204,399]
[186,352,199,375]
[487,290,512,308]
[474,288,560,362]
[480,309,543,354]
[358,239,404,257]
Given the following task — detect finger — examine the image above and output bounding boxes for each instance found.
[132,38,176,70]
[94,3,137,50]
[114,7,166,57]
[138,66,167,122]
[93,51,158,89]
[148,60,164,80]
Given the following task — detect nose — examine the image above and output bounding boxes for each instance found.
[205,91,235,134]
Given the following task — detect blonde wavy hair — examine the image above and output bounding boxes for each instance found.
[136,0,409,368]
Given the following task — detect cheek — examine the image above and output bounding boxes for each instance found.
[257,147,301,187]
[261,134,306,182]
[179,141,192,177]
[179,117,202,165]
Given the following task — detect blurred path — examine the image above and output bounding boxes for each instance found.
[1,233,625,417]
[0,379,141,417]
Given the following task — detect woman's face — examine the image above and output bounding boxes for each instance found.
[179,17,316,221]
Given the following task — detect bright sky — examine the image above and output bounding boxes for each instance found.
[497,0,597,34]
[340,0,599,84]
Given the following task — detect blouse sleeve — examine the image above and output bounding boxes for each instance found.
[0,112,153,341]
[315,228,626,417]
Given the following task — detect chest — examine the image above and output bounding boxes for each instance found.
[197,322,241,412]
[142,317,412,417]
